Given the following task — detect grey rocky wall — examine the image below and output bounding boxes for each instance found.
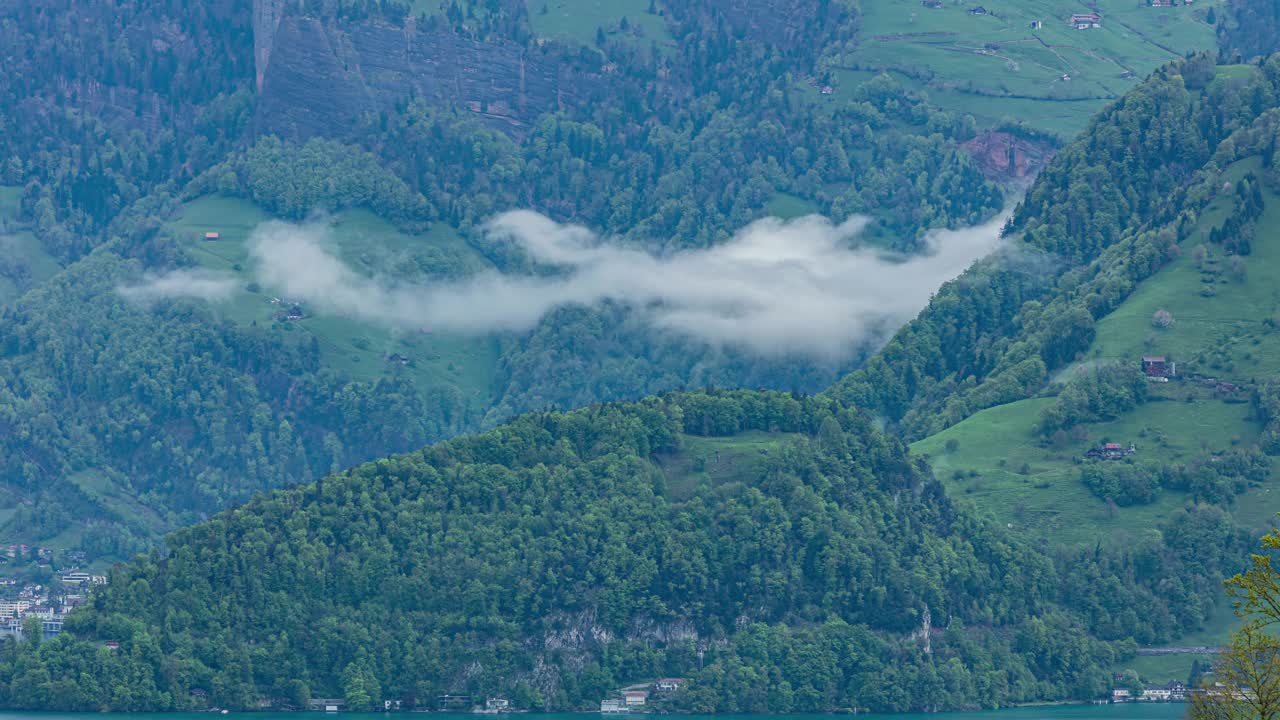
[251,0,607,141]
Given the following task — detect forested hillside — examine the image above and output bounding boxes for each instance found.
[0,3,1273,713]
[829,54,1280,438]
[825,52,1280,683]
[0,391,1248,711]
[1218,0,1280,61]
[0,0,1010,557]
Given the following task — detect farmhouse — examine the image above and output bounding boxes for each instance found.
[1070,12,1102,28]
[655,678,684,693]
[624,691,649,706]
[1029,19,1043,29]
[204,231,220,241]
[1142,356,1175,378]
[1141,681,1188,701]
[1085,443,1136,461]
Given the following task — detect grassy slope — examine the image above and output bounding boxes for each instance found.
[915,157,1280,540]
[0,186,61,306]
[1084,158,1280,384]
[168,195,503,415]
[912,160,1280,682]
[829,0,1221,137]
[528,0,674,53]
[913,393,1259,542]
[656,431,803,500]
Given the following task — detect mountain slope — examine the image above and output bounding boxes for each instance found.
[906,126,1280,542]
[836,0,1223,138]
[5,48,1278,718]
[0,391,1246,711]
[901,79,1280,687]
[827,56,1280,439]
[0,0,1014,557]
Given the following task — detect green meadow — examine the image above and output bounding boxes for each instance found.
[659,431,803,500]
[527,0,674,53]
[827,0,1221,137]
[0,185,61,305]
[167,195,503,415]
[913,393,1262,542]
[1084,160,1280,384]
[917,151,1280,546]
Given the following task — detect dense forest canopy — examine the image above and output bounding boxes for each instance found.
[0,391,1248,711]
[1,0,1278,714]
[1218,0,1280,61]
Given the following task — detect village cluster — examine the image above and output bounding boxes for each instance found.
[0,545,106,643]
[282,682,685,714]
[292,675,1198,713]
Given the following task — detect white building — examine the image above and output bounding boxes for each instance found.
[0,600,30,618]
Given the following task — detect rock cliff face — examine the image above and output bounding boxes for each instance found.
[254,0,290,93]
[960,131,1055,181]
[253,4,607,140]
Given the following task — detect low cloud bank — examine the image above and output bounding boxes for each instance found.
[123,208,1013,359]
[117,269,239,304]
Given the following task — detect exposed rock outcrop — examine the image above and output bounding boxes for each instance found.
[254,0,291,93]
[960,131,1055,181]
[253,7,608,140]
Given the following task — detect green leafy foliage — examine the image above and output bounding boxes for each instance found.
[1039,365,1149,436]
[0,392,1249,711]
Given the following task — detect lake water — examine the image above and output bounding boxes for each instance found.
[0,705,1188,720]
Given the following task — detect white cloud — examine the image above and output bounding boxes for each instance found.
[117,269,239,304]
[239,208,1010,359]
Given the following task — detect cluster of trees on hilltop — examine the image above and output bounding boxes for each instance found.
[0,391,1250,712]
